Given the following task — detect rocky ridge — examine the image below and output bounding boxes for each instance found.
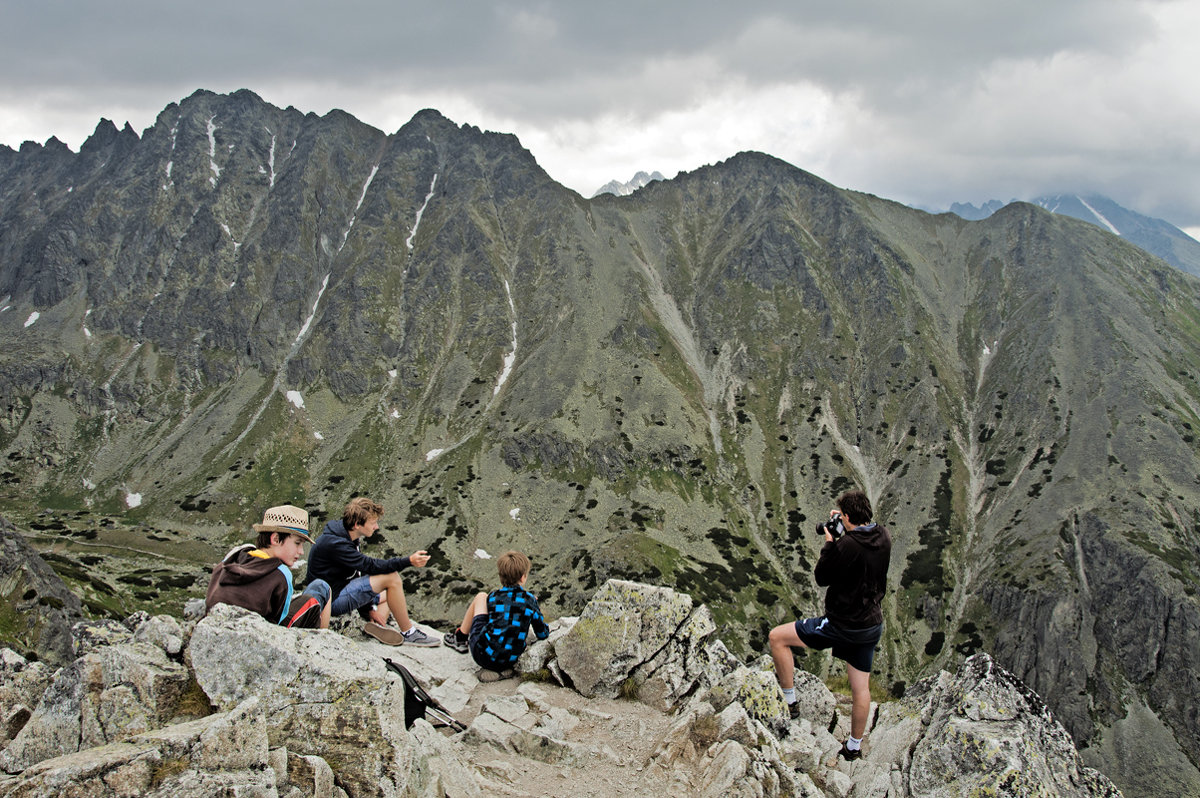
[1,89,1199,796]
[0,579,1119,798]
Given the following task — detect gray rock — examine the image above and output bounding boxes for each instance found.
[188,603,413,798]
[652,703,718,766]
[716,702,758,747]
[182,598,207,622]
[0,649,51,748]
[0,639,189,772]
[555,579,716,707]
[287,750,338,798]
[515,616,576,676]
[0,519,82,667]
[876,653,1122,797]
[407,719,480,797]
[0,698,275,797]
[820,768,852,798]
[133,614,185,658]
[481,695,536,730]
[71,619,134,657]
[789,668,837,728]
[699,665,789,730]
[696,739,764,798]
[634,603,723,710]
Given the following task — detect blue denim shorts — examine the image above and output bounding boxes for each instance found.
[795,616,883,673]
[301,579,331,608]
[330,575,380,617]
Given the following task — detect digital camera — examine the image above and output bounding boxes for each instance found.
[817,511,845,541]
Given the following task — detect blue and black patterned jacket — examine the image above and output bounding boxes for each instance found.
[474,585,550,668]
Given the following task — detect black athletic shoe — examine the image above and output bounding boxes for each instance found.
[787,701,800,720]
[838,742,862,761]
[443,630,468,653]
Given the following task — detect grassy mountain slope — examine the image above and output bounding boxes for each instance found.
[1,90,1198,796]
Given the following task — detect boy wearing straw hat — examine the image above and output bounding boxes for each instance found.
[205,504,332,629]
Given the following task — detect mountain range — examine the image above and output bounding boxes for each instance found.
[592,170,666,198]
[950,193,1200,278]
[1,88,1199,797]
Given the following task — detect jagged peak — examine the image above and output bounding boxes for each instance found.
[80,118,139,154]
[17,136,73,155]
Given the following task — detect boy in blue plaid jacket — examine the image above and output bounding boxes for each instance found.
[444,551,549,679]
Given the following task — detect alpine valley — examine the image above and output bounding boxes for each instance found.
[1,89,1198,797]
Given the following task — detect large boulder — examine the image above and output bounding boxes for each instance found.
[554,579,733,707]
[187,603,430,798]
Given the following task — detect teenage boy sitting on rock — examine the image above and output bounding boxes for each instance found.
[205,504,332,629]
[444,550,550,680]
[305,497,439,646]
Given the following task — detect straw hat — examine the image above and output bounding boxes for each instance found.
[252,504,315,543]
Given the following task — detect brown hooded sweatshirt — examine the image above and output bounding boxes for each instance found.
[205,544,291,624]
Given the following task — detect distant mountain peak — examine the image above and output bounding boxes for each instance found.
[948,193,1200,277]
[592,170,666,198]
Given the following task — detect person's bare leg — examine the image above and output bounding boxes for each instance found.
[319,599,332,629]
[369,572,412,631]
[768,622,806,690]
[847,664,871,739]
[458,592,488,634]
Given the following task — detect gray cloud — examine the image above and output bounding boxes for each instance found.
[2,1,1196,230]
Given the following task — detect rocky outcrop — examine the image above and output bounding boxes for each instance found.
[554,579,733,709]
[866,654,1122,797]
[0,621,192,773]
[0,651,50,751]
[1,698,279,798]
[189,603,418,798]
[0,580,1125,797]
[0,518,82,666]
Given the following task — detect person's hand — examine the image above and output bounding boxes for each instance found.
[409,550,430,567]
[368,604,389,626]
[825,510,839,543]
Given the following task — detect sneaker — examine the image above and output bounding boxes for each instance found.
[838,741,862,762]
[401,626,441,647]
[787,701,800,720]
[443,630,469,653]
[363,621,404,646]
[477,668,516,683]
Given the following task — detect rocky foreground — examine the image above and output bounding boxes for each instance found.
[0,580,1120,797]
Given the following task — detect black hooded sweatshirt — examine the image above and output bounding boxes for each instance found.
[814,522,892,628]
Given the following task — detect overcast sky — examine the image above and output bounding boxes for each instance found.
[3,1,1198,237]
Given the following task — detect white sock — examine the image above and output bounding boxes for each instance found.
[402,626,418,636]
[782,687,796,704]
[846,736,862,751]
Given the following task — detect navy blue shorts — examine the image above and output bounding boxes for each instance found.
[795,616,883,673]
[467,614,505,671]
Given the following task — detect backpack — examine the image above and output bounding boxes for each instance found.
[383,658,467,732]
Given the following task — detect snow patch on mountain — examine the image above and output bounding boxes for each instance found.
[1078,196,1121,236]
